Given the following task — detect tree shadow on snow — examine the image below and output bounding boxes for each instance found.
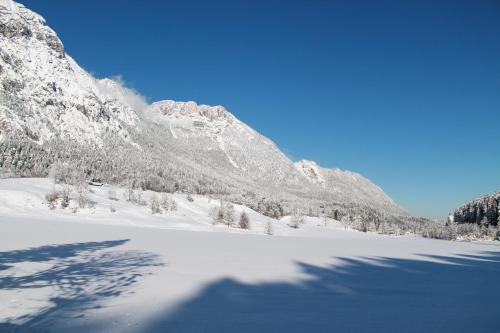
[145,251,500,333]
[0,239,164,332]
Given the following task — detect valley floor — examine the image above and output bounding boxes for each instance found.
[1,178,499,332]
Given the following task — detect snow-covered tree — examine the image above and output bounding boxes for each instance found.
[288,209,305,229]
[264,220,273,235]
[150,194,162,214]
[239,211,250,229]
[108,188,118,201]
[75,173,89,208]
[223,203,235,227]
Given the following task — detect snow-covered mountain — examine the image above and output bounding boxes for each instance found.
[148,100,302,186]
[0,0,138,145]
[0,0,408,219]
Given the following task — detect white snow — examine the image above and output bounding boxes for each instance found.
[294,160,326,184]
[0,178,351,237]
[0,0,17,12]
[0,178,499,332]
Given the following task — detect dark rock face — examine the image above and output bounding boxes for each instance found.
[43,32,65,57]
[454,192,500,227]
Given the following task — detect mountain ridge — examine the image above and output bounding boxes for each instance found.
[0,0,408,220]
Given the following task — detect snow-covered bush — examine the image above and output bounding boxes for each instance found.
[264,220,273,235]
[210,201,235,226]
[160,194,177,212]
[353,219,370,233]
[60,187,70,209]
[255,197,284,219]
[210,205,225,225]
[108,189,119,201]
[186,194,194,202]
[149,195,162,214]
[45,190,60,210]
[126,187,136,202]
[171,199,178,211]
[49,161,78,184]
[45,186,70,210]
[421,224,450,240]
[126,188,146,206]
[340,216,351,230]
[239,212,250,229]
[75,176,89,208]
[136,192,146,206]
[288,210,305,229]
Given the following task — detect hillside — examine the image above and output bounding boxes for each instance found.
[453,191,500,227]
[0,0,407,222]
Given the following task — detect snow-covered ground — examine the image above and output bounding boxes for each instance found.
[1,178,499,332]
[0,178,355,237]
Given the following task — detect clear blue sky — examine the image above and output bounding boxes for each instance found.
[19,0,500,219]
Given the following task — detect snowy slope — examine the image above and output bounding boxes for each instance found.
[0,179,499,332]
[295,160,401,212]
[0,0,406,218]
[0,178,352,238]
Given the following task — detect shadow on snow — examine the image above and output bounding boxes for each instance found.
[144,250,500,333]
[0,239,164,332]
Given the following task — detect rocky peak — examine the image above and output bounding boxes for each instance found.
[150,100,233,123]
[0,0,65,58]
[0,0,139,145]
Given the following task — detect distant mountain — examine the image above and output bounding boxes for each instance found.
[0,0,408,220]
[453,192,500,227]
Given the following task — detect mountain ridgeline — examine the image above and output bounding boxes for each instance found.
[0,0,415,224]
